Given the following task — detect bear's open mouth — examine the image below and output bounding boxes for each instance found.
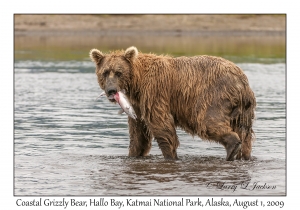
[108,94,116,102]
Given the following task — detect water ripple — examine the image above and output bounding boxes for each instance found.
[14,61,286,195]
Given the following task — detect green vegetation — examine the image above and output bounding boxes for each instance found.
[14,35,285,63]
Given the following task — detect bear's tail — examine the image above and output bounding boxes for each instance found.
[230,89,256,160]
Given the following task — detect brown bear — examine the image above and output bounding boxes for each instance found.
[90,46,256,161]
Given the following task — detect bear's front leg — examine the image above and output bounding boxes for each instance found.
[128,116,153,157]
[147,113,179,160]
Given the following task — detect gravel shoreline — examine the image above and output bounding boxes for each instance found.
[14,14,285,37]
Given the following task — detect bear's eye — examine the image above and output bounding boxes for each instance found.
[103,70,109,77]
[115,72,122,77]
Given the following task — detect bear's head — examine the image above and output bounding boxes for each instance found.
[90,46,138,102]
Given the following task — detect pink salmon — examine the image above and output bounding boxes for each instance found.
[96,90,137,120]
[114,91,137,120]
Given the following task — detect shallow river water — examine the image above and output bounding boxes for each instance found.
[14,58,285,196]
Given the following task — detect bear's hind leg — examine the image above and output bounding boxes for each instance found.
[203,103,242,161]
[234,127,254,160]
[220,132,242,161]
[206,129,241,161]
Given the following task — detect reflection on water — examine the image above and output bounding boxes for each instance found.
[14,153,285,196]
[14,60,286,196]
[88,155,284,196]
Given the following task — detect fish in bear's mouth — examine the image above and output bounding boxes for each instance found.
[96,90,137,120]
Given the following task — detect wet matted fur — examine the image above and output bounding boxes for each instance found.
[90,46,256,161]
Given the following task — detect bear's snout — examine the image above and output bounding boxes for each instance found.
[107,88,117,96]
[106,87,118,102]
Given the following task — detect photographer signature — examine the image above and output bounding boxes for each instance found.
[206,181,276,192]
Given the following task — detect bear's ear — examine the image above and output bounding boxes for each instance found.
[124,46,138,61]
[89,49,104,64]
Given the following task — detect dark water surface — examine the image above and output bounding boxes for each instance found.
[14,59,286,196]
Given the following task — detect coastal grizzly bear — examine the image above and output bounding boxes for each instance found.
[90,46,256,161]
